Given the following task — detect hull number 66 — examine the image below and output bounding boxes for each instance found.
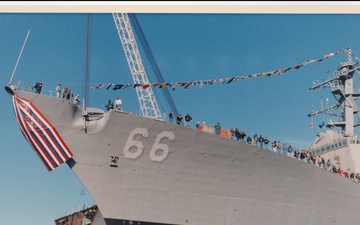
[123,128,175,162]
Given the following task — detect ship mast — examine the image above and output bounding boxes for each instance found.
[308,47,360,136]
[112,13,162,120]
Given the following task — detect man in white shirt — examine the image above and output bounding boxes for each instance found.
[115,96,122,111]
[56,84,61,98]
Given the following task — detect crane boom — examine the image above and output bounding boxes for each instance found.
[112,13,162,120]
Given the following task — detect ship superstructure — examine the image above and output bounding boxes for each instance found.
[307,47,360,175]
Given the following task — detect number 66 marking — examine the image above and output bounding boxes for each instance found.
[123,128,175,162]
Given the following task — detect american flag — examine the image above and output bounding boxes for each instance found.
[12,95,73,171]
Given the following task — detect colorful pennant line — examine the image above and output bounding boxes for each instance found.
[12,95,73,171]
[91,49,347,91]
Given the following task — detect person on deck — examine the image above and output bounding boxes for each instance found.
[185,113,192,127]
[115,96,122,111]
[272,141,277,152]
[169,111,174,123]
[73,94,80,106]
[287,145,294,157]
[62,85,70,99]
[252,134,258,146]
[66,88,72,101]
[56,83,61,98]
[234,128,241,141]
[214,122,221,135]
[105,99,114,111]
[264,136,269,149]
[294,149,300,159]
[258,135,264,148]
[228,127,234,139]
[246,135,252,144]
[176,114,183,125]
[34,80,43,94]
[240,130,247,142]
[196,122,201,130]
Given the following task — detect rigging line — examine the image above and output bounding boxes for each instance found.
[129,14,179,117]
[9,29,31,85]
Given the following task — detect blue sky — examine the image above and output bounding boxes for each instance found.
[1,4,360,225]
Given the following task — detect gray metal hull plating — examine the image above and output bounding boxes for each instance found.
[6,87,360,225]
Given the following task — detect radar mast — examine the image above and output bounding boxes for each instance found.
[308,47,360,136]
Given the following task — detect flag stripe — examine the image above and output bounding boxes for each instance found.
[21,115,58,169]
[20,107,63,163]
[12,95,73,171]
[21,113,61,165]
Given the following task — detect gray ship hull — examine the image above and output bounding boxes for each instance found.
[5,86,360,225]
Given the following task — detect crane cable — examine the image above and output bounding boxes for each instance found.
[129,14,179,117]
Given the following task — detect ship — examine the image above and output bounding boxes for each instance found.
[5,14,360,225]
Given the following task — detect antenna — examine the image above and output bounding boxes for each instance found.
[81,14,91,134]
[83,14,91,109]
[9,29,31,85]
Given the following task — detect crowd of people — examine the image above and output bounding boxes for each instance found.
[167,112,360,184]
[168,112,193,127]
[33,81,81,106]
[290,148,360,183]
[33,81,125,112]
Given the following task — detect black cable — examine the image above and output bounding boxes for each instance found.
[129,13,179,118]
